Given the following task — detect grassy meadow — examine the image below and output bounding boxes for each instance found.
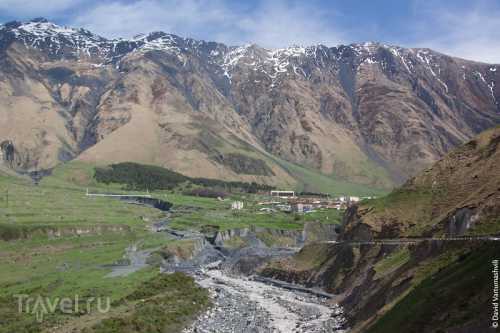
[0,160,351,332]
[0,163,200,332]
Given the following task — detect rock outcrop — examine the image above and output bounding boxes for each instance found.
[0,140,14,166]
[261,126,500,332]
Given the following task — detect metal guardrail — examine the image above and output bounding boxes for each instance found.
[85,188,152,198]
[253,276,335,299]
[320,236,500,246]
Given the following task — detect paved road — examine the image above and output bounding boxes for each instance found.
[105,243,157,278]
[321,236,500,246]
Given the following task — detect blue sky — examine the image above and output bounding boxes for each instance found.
[1,0,499,63]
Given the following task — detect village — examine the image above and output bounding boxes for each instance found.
[231,190,376,214]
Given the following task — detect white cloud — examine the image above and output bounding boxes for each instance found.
[0,0,82,17]
[73,0,235,40]
[411,2,500,63]
[71,0,345,48]
[217,1,344,48]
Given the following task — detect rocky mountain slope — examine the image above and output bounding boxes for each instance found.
[1,18,500,190]
[261,126,500,332]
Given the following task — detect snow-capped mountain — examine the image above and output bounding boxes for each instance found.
[1,18,499,190]
[2,18,498,95]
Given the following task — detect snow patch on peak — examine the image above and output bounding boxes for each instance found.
[416,50,448,93]
[351,42,379,55]
[138,33,181,53]
[220,45,253,80]
[220,44,314,84]
[489,81,497,104]
[18,21,85,38]
[388,46,412,73]
[270,45,306,58]
[474,71,487,84]
[474,71,497,103]
[6,19,111,59]
[225,44,253,62]
[4,20,191,62]
[362,57,378,65]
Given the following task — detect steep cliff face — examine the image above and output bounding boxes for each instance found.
[343,125,500,239]
[261,127,500,332]
[1,19,500,190]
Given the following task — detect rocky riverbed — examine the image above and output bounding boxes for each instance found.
[183,268,346,333]
[154,215,346,332]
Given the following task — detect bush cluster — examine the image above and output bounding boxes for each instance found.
[95,162,275,193]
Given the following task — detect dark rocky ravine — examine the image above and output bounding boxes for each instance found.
[155,222,346,332]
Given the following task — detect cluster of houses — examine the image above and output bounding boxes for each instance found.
[253,190,375,213]
[229,190,375,213]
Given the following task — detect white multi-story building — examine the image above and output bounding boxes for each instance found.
[231,201,244,210]
[349,196,361,203]
[270,190,295,198]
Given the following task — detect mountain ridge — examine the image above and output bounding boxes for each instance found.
[1,18,499,191]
